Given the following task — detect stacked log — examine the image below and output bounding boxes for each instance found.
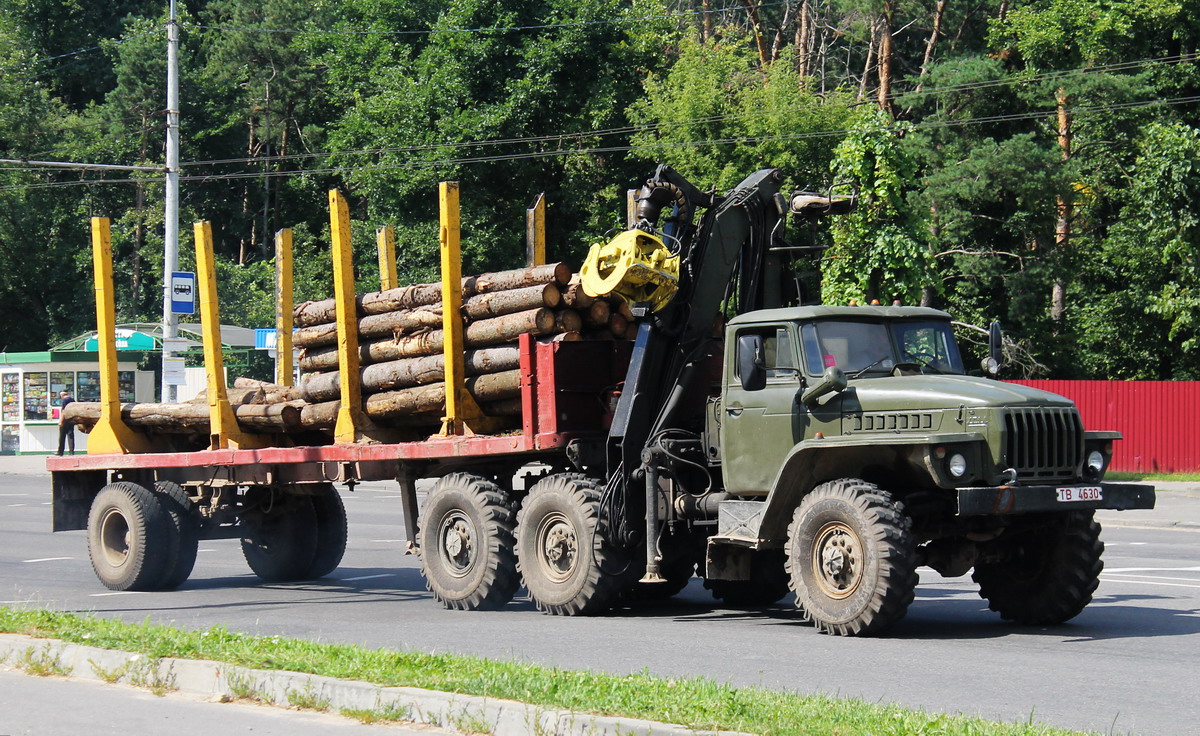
[63,262,641,442]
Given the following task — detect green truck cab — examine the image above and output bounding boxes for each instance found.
[704,305,1154,635]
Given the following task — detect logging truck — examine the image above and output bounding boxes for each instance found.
[47,166,1154,636]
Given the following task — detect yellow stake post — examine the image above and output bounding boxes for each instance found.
[86,218,151,454]
[330,190,372,443]
[195,221,267,450]
[525,193,546,267]
[274,228,294,386]
[438,181,486,436]
[376,225,397,291]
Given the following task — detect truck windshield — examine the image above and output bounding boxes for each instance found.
[800,319,965,376]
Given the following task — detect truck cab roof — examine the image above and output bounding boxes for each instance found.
[727,305,953,325]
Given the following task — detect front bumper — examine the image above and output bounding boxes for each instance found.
[956,481,1155,516]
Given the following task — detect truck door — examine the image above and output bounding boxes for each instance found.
[721,324,802,495]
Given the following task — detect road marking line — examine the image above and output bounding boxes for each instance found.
[89,591,147,597]
[1105,566,1200,573]
[0,493,30,497]
[23,557,73,563]
[1102,573,1200,583]
[370,539,407,543]
[7,503,27,507]
[1128,542,1148,545]
[372,495,403,499]
[1100,577,1200,590]
[197,548,217,553]
[342,573,394,582]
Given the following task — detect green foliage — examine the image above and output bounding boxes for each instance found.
[822,111,932,305]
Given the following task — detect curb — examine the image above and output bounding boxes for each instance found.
[1099,518,1200,532]
[0,634,748,736]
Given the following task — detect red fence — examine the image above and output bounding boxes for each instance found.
[1010,381,1200,474]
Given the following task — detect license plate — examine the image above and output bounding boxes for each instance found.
[1056,486,1103,502]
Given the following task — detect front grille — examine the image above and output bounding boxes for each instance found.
[1002,408,1083,480]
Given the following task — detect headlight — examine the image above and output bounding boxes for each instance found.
[948,453,968,478]
[1087,450,1105,475]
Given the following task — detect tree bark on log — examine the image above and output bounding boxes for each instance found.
[609,313,629,339]
[293,283,560,350]
[300,346,521,403]
[294,263,570,327]
[299,370,522,428]
[298,308,555,373]
[63,401,302,434]
[187,387,264,405]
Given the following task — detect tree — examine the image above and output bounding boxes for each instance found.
[822,110,933,306]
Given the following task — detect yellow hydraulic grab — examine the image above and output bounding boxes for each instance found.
[579,228,680,312]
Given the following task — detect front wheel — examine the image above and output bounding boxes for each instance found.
[785,479,917,636]
[516,474,623,615]
[972,511,1103,625]
[416,473,519,611]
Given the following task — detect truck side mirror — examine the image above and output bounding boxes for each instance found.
[737,334,767,391]
[984,321,1002,376]
[801,366,847,407]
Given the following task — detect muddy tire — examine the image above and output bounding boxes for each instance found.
[516,473,623,615]
[152,480,199,590]
[417,473,519,611]
[308,484,348,579]
[973,511,1103,625]
[87,482,172,591]
[704,549,791,607]
[785,479,917,636]
[241,493,318,582]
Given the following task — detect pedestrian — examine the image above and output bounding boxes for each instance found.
[56,390,75,456]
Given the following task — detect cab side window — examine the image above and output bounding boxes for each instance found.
[734,326,799,382]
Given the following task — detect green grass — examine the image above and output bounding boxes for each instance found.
[1107,471,1200,482]
[0,606,1098,736]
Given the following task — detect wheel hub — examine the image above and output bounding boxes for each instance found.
[537,513,578,582]
[812,521,862,599]
[99,508,131,568]
[438,511,476,577]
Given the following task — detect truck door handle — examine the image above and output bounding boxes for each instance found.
[725,404,743,417]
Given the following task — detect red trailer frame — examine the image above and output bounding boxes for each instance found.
[47,335,631,538]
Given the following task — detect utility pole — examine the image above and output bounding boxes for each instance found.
[161,0,181,402]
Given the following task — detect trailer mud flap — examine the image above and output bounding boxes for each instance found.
[51,470,107,532]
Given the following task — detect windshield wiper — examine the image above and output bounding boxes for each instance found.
[849,356,889,378]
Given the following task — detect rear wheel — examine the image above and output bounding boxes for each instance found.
[87,482,172,591]
[973,511,1103,625]
[241,492,318,582]
[785,479,917,636]
[704,549,791,607]
[516,474,623,615]
[152,480,199,590]
[308,484,348,579]
[417,473,519,611]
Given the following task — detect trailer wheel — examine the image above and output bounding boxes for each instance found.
[785,479,917,636]
[152,480,199,590]
[417,473,519,611]
[241,493,318,582]
[87,482,172,591]
[307,484,348,579]
[516,474,623,616]
[704,549,791,607]
[972,511,1103,625]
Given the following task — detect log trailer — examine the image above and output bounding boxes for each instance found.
[47,167,1155,636]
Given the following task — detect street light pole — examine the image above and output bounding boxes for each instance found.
[161,0,181,402]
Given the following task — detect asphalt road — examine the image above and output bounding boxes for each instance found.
[2,472,1197,736]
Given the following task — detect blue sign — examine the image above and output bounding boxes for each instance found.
[170,272,196,314]
[254,328,277,350]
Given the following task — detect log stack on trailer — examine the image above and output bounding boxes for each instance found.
[60,263,638,441]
